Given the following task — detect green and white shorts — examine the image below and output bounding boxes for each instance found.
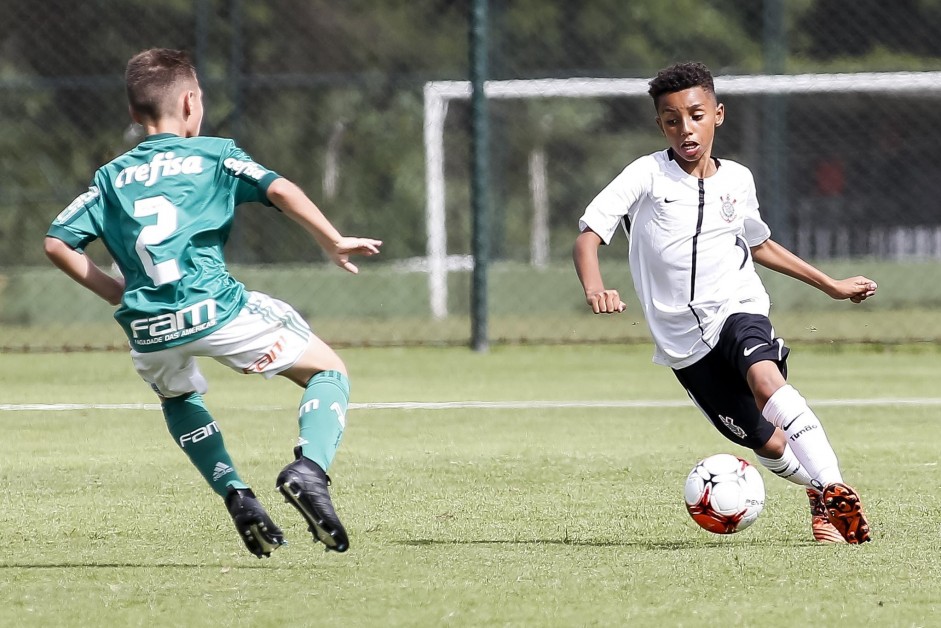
[130,291,312,398]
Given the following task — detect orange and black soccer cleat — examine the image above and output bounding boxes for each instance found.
[822,482,872,544]
[806,488,846,544]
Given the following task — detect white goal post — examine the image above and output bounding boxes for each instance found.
[423,71,941,318]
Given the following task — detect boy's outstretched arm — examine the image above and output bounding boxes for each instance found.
[43,237,124,305]
[267,178,382,274]
[573,229,626,313]
[751,238,877,303]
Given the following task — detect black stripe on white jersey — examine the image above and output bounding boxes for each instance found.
[687,179,708,344]
[620,215,631,237]
[735,236,749,269]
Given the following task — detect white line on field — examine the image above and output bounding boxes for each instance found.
[2,398,941,412]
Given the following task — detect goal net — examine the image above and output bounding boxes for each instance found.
[423,71,941,318]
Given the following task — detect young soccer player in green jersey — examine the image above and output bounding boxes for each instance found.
[44,48,381,557]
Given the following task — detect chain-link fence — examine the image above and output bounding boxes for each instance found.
[3,0,941,351]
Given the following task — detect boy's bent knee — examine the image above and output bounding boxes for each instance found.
[281,339,347,386]
[747,361,787,410]
[281,360,347,387]
[753,428,787,458]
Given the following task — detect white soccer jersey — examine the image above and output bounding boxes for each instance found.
[579,149,772,369]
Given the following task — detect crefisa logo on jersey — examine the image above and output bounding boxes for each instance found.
[115,152,204,188]
[55,186,100,223]
[719,194,738,222]
[719,194,737,222]
[223,157,267,180]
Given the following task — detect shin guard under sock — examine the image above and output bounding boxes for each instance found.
[163,393,247,497]
[761,385,843,490]
[297,370,350,472]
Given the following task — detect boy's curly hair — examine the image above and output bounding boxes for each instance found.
[648,62,715,107]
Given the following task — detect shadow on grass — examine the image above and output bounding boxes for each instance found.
[0,562,277,569]
[396,537,814,549]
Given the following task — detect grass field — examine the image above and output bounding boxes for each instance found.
[2,344,940,627]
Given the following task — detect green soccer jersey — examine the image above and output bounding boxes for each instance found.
[47,133,281,352]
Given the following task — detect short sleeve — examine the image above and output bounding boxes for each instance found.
[46,185,103,252]
[221,142,282,206]
[740,168,771,246]
[578,157,652,244]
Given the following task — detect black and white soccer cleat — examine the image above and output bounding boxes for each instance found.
[224,487,286,558]
[276,447,350,553]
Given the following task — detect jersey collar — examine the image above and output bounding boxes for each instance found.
[142,133,181,142]
[665,148,722,177]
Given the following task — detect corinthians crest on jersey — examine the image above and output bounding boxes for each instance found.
[719,193,737,222]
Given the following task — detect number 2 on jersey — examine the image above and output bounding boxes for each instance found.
[134,196,181,285]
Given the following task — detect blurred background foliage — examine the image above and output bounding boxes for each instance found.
[2,0,941,349]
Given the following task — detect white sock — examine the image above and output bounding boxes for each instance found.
[761,385,843,490]
[756,443,814,487]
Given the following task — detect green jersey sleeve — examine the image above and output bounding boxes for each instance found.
[46,184,104,252]
[220,142,281,206]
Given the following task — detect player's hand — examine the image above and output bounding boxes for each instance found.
[330,237,382,274]
[586,289,627,314]
[830,276,877,303]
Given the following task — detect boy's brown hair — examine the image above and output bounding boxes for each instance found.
[125,48,198,121]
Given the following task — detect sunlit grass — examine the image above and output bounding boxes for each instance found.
[1,346,939,626]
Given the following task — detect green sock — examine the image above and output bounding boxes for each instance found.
[297,370,349,472]
[162,393,248,497]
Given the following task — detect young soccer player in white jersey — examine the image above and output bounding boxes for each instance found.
[573,62,875,544]
[44,48,382,557]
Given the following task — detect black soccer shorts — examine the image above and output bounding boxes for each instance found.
[672,313,790,450]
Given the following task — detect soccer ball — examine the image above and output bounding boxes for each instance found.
[683,453,765,534]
